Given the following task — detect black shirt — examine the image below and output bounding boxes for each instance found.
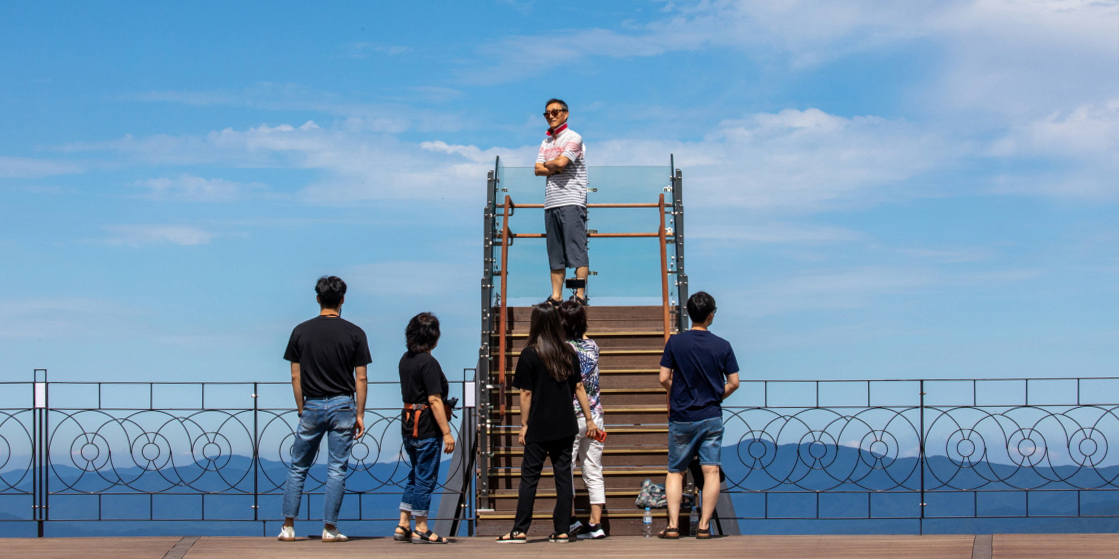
[283,316,372,399]
[399,351,449,439]
[513,346,581,443]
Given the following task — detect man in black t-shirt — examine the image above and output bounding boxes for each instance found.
[278,276,371,543]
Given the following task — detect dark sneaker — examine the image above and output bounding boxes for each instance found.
[577,523,606,539]
[569,517,584,534]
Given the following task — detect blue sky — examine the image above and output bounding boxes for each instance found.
[1,0,1117,390]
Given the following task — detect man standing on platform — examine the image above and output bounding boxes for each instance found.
[278,276,370,543]
[535,98,589,305]
[657,291,740,539]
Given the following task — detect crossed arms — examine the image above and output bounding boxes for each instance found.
[535,155,570,176]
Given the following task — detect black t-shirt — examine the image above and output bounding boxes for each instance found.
[283,316,372,399]
[513,346,581,443]
[399,351,449,439]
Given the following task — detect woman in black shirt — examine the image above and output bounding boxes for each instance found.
[496,302,598,544]
[396,312,454,544]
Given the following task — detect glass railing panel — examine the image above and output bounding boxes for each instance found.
[587,165,674,206]
[493,164,679,307]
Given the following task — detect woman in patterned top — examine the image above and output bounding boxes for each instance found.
[558,300,607,539]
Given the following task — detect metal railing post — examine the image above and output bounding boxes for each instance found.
[33,369,48,537]
[252,382,259,524]
[919,379,926,535]
[670,162,688,332]
[477,158,498,507]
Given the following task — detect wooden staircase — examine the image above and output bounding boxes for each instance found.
[476,305,683,536]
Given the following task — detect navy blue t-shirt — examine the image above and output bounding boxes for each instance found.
[660,329,739,422]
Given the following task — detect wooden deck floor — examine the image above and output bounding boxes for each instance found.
[3,533,1117,559]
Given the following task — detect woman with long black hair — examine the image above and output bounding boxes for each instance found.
[496,302,598,544]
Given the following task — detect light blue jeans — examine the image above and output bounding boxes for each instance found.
[281,395,355,526]
[400,436,441,517]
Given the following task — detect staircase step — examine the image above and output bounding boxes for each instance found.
[491,387,667,408]
[487,426,668,447]
[487,466,664,491]
[475,508,693,537]
[486,489,641,511]
[492,406,668,427]
[495,336,668,352]
[494,352,664,372]
[489,446,668,468]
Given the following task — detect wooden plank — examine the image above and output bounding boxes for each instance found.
[993,534,1119,559]
[0,537,181,559]
[9,534,1079,559]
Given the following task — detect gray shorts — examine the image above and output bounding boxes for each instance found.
[545,205,588,270]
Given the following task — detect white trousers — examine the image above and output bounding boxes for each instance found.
[572,413,605,505]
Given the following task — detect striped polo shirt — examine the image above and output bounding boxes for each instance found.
[536,123,587,209]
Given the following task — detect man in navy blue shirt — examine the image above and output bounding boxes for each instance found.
[657,291,739,539]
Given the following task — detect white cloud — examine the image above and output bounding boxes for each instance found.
[0,156,83,178]
[136,174,266,202]
[0,298,139,339]
[587,108,955,211]
[345,261,475,297]
[691,221,869,244]
[126,83,469,132]
[738,264,1041,317]
[101,224,215,246]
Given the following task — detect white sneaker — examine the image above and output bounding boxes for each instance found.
[322,527,348,543]
[277,525,295,541]
[577,524,606,539]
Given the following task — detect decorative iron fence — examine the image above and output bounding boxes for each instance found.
[0,371,477,537]
[720,378,1119,533]
[5,374,1119,536]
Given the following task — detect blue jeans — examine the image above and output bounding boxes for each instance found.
[667,416,723,473]
[400,436,441,517]
[281,395,355,525]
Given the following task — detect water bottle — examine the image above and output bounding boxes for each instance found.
[642,506,653,537]
[689,506,699,537]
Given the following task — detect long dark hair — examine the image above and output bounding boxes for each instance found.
[558,300,587,340]
[525,302,575,382]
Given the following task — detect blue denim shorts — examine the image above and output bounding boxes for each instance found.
[667,416,723,473]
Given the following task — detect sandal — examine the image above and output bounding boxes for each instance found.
[696,526,712,540]
[495,530,527,544]
[549,532,570,544]
[393,525,412,542]
[572,295,588,306]
[657,526,680,539]
[411,529,448,544]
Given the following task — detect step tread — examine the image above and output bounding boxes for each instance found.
[489,467,665,477]
[493,447,668,455]
[507,348,665,356]
[490,426,669,433]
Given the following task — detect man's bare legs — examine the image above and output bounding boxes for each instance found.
[550,269,565,301]
[397,510,411,536]
[665,466,721,531]
[699,465,720,530]
[665,471,684,529]
[552,266,590,301]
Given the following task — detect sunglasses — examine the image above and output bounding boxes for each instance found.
[542,109,567,118]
